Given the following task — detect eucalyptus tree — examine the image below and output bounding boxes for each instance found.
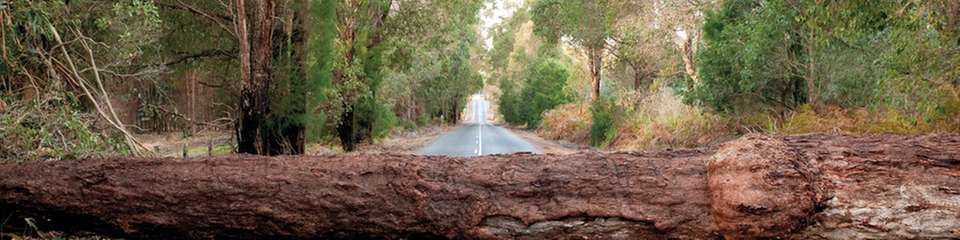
[1,0,165,156]
[530,0,615,100]
[322,0,484,151]
[691,0,960,120]
[605,1,673,93]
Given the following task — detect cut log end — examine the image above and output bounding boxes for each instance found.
[708,134,828,239]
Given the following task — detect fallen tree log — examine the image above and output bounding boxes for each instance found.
[0,134,958,239]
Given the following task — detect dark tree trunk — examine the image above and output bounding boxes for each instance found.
[1,134,958,239]
[269,0,307,155]
[337,108,356,151]
[632,62,651,93]
[236,0,277,155]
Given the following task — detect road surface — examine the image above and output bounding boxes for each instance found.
[417,94,540,157]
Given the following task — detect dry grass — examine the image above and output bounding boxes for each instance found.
[777,103,960,135]
[539,103,592,143]
[609,89,734,151]
[534,84,960,151]
[536,87,735,151]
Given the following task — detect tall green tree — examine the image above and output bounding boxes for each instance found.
[319,0,483,151]
[531,0,617,100]
[692,0,805,114]
[518,58,571,127]
[691,0,960,121]
[305,0,337,143]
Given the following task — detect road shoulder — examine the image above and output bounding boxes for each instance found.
[504,126,586,155]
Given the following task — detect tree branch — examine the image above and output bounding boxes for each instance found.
[157,1,237,38]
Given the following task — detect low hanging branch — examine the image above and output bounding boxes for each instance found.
[46,23,151,156]
[0,134,958,239]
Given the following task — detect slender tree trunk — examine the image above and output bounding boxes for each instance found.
[631,62,650,93]
[680,36,700,89]
[236,0,277,155]
[588,47,603,100]
[806,29,817,106]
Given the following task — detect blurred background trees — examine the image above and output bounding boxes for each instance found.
[2,0,959,159]
[1,0,486,159]
[492,0,960,149]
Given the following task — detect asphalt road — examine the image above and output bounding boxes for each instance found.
[416,94,540,157]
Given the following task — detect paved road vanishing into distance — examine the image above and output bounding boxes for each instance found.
[416,93,540,157]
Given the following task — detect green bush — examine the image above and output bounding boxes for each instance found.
[689,0,957,120]
[590,96,618,147]
[1,94,127,162]
[499,58,572,128]
[498,78,523,125]
[372,101,399,138]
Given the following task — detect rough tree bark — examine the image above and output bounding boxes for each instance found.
[0,134,958,239]
[333,0,391,152]
[236,0,277,155]
[588,47,603,100]
[679,36,700,88]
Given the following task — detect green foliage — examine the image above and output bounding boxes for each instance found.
[0,94,128,162]
[488,16,519,72]
[499,58,571,127]
[589,95,617,147]
[530,0,612,48]
[520,58,571,126]
[308,0,485,150]
[498,78,522,124]
[690,0,960,122]
[690,0,804,114]
[297,0,334,143]
[371,101,399,138]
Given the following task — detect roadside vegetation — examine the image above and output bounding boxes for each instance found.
[490,0,960,150]
[2,0,959,161]
[0,0,485,161]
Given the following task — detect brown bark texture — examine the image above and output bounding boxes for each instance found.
[588,47,603,100]
[236,0,277,155]
[0,134,958,239]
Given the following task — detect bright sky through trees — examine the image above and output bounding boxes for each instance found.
[480,0,523,49]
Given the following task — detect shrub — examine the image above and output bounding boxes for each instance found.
[518,58,571,127]
[498,78,523,125]
[540,103,590,142]
[499,58,572,128]
[1,94,128,162]
[372,102,399,138]
[778,104,942,135]
[589,97,618,147]
[612,87,733,150]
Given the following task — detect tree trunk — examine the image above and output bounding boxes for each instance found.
[271,0,307,155]
[588,47,603,100]
[806,29,817,106]
[236,0,277,155]
[1,134,958,239]
[679,36,700,89]
[337,108,356,151]
[631,61,651,93]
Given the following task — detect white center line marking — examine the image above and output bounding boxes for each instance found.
[476,95,483,156]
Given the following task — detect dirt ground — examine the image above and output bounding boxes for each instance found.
[506,126,586,155]
[136,130,233,157]
[351,124,456,154]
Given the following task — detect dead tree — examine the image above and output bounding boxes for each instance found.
[1,134,958,239]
